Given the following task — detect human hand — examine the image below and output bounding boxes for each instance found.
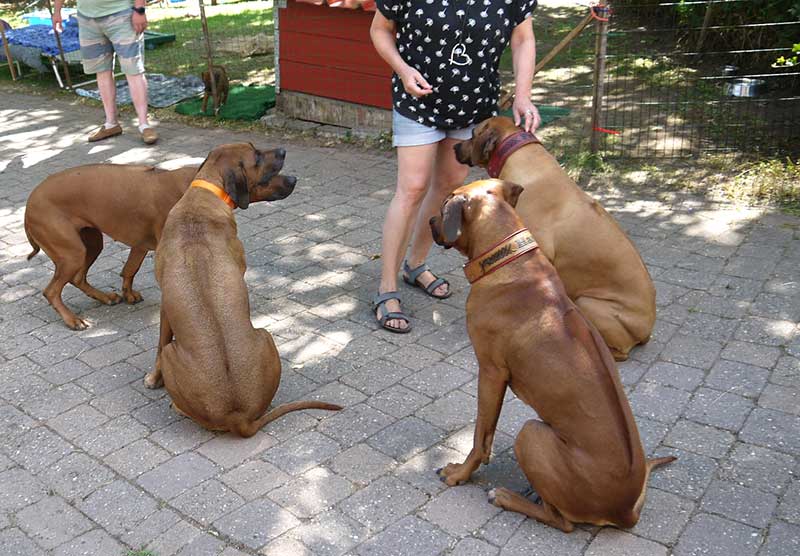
[513,97,541,133]
[399,65,433,98]
[52,10,63,33]
[132,12,148,34]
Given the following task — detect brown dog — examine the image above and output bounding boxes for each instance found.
[201,65,229,114]
[144,143,341,436]
[24,164,197,330]
[430,179,674,532]
[454,117,656,360]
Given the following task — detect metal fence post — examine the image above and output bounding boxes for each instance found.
[589,3,610,154]
[198,0,219,114]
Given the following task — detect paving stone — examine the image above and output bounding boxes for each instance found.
[132,398,182,430]
[221,459,290,500]
[648,448,718,501]
[27,335,91,368]
[340,476,429,532]
[213,498,300,550]
[37,358,94,385]
[7,426,74,473]
[710,275,763,302]
[20,382,91,420]
[260,536,311,556]
[47,403,109,439]
[150,418,216,454]
[417,390,478,432]
[740,408,800,456]
[74,414,149,457]
[269,466,355,518]
[630,488,695,545]
[285,508,368,556]
[444,425,514,457]
[145,518,204,556]
[673,513,762,556]
[0,528,46,556]
[16,495,94,549]
[719,442,796,495]
[387,344,445,371]
[174,533,227,556]
[771,356,800,389]
[52,529,126,556]
[263,430,342,475]
[105,438,172,479]
[89,383,151,417]
[681,311,740,342]
[403,361,474,397]
[0,468,46,512]
[636,416,671,455]
[777,480,800,524]
[421,483,501,537]
[451,537,500,556]
[660,334,723,369]
[585,529,668,556]
[330,443,396,487]
[478,510,526,546]
[357,515,452,556]
[705,359,769,398]
[368,416,446,462]
[119,507,182,549]
[39,452,115,502]
[735,316,796,347]
[75,362,139,395]
[137,452,219,500]
[77,339,141,369]
[316,403,394,449]
[684,387,754,431]
[663,419,736,458]
[79,479,158,536]
[170,479,246,526]
[642,361,705,391]
[721,340,783,369]
[761,521,800,556]
[500,518,592,556]
[700,479,778,528]
[629,382,691,423]
[197,430,276,469]
[341,357,415,395]
[759,383,800,415]
[617,359,648,386]
[367,383,432,419]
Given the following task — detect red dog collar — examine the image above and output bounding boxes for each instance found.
[486,131,541,178]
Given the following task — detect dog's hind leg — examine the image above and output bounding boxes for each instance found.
[39,235,90,330]
[72,228,122,305]
[120,247,147,304]
[573,295,640,361]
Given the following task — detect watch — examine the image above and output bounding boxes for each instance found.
[132,6,146,14]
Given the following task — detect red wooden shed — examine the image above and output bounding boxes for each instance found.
[275,0,393,129]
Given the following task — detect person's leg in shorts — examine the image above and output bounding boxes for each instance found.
[78,13,122,141]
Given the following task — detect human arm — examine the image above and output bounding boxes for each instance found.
[53,0,64,33]
[510,18,540,132]
[370,10,432,98]
[132,1,148,34]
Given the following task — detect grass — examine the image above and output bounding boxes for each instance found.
[124,550,156,556]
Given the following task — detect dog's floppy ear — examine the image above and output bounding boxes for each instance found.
[480,130,499,162]
[442,195,466,246]
[500,180,525,208]
[223,165,250,209]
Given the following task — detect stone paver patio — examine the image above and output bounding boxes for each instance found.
[1,91,798,556]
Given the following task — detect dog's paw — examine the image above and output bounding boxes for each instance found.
[437,462,471,486]
[65,315,90,330]
[488,488,497,505]
[123,289,143,304]
[104,293,122,305]
[143,372,163,389]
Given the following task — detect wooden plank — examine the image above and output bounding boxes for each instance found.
[280,30,391,78]
[280,60,392,108]
[281,1,374,42]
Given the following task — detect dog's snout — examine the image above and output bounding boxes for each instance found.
[286,175,297,188]
[275,148,286,160]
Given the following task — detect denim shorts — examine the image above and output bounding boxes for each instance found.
[392,109,475,148]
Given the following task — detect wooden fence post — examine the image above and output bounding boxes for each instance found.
[589,3,610,154]
[198,0,219,114]
[1,23,18,80]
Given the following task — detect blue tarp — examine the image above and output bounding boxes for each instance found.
[5,17,80,57]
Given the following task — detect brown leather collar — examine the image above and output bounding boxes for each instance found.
[463,228,539,284]
[487,131,540,178]
[191,179,236,209]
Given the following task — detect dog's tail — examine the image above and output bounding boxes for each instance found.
[647,456,677,471]
[240,400,341,436]
[24,222,40,260]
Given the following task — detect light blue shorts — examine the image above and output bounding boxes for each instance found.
[392,109,475,148]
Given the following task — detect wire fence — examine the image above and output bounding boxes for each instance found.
[598,0,800,158]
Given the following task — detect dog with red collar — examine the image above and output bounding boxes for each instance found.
[454,116,655,361]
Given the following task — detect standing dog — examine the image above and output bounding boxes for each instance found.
[145,143,341,436]
[201,65,229,114]
[454,117,656,360]
[430,179,673,532]
[24,164,197,330]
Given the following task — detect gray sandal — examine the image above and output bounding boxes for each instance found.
[373,291,412,334]
[402,260,452,299]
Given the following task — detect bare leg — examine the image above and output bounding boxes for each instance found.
[120,247,147,304]
[95,70,118,124]
[145,306,172,388]
[125,72,149,127]
[439,365,507,485]
[406,138,469,296]
[376,142,438,330]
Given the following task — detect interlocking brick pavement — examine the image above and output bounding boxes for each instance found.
[1,91,798,555]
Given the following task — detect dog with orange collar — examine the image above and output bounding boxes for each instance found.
[430,178,674,532]
[147,143,342,436]
[454,116,656,361]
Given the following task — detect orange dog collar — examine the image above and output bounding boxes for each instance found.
[463,228,539,284]
[191,179,236,209]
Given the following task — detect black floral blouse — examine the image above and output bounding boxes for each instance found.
[378,0,538,130]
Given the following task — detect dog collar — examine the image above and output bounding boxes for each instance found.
[486,131,541,178]
[191,179,236,209]
[463,228,539,284]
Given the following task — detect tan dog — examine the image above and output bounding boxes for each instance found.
[24,164,197,330]
[430,179,673,532]
[201,65,229,114]
[454,117,655,360]
[144,143,341,436]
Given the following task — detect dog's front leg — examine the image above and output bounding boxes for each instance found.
[144,306,172,389]
[120,247,147,304]
[439,365,507,486]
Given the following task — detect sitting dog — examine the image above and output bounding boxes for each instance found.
[430,179,674,531]
[454,117,656,360]
[201,65,229,114]
[24,164,197,330]
[144,143,341,436]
